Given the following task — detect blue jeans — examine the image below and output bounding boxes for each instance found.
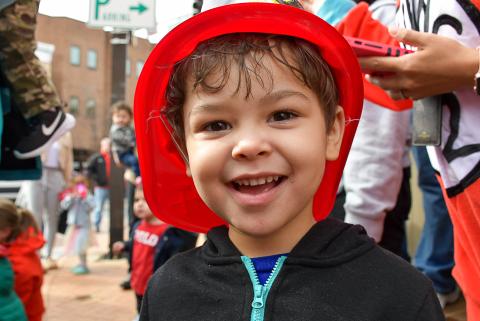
[93,186,109,230]
[412,146,456,294]
[119,151,140,176]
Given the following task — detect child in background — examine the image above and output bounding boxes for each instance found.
[134,2,444,320]
[7,205,45,321]
[113,181,197,315]
[61,174,95,275]
[109,101,140,177]
[0,198,27,321]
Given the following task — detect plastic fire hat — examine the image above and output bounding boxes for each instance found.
[134,3,363,233]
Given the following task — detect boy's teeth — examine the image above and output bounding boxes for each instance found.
[235,176,280,186]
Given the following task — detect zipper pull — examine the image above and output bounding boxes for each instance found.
[251,284,265,309]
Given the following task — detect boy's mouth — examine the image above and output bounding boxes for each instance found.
[231,175,286,194]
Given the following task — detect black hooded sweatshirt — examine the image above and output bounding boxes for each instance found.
[140,218,445,321]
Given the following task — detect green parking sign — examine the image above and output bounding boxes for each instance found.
[88,0,156,30]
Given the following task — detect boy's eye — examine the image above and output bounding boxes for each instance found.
[203,121,231,132]
[270,110,298,122]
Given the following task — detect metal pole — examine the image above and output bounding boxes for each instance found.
[108,31,129,257]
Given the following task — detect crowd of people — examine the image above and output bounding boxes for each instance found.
[1,0,480,320]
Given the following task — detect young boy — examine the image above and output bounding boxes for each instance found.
[113,181,197,315]
[109,102,140,176]
[134,2,444,320]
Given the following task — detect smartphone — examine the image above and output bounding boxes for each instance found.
[345,36,413,57]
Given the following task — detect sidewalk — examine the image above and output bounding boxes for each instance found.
[42,228,137,321]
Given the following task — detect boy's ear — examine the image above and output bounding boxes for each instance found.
[325,105,345,161]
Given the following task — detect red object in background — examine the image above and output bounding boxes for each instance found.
[134,3,363,233]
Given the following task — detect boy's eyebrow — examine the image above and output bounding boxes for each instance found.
[189,90,310,118]
[188,104,225,118]
[259,90,309,105]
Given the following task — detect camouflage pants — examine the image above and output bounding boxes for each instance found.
[0,0,60,119]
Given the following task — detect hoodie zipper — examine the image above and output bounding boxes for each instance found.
[241,255,287,321]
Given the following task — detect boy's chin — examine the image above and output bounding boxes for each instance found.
[228,218,288,239]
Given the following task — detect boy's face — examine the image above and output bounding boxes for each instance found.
[134,189,154,220]
[113,110,132,127]
[182,53,344,241]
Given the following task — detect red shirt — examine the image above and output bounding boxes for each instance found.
[130,221,168,295]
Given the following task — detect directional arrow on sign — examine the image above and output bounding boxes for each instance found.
[129,2,148,14]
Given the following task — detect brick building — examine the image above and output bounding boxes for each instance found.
[36,14,154,158]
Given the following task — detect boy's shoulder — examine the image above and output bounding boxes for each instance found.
[146,245,203,292]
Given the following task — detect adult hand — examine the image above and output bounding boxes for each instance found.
[359,27,478,100]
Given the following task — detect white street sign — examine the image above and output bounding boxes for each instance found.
[88,0,156,30]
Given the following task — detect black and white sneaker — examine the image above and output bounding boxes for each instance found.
[13,107,76,159]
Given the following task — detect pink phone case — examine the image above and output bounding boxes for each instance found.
[345,36,413,57]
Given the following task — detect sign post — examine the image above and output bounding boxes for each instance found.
[88,0,155,257]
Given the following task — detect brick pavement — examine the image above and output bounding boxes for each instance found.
[42,230,137,321]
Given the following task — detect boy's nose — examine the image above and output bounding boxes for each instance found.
[231,137,272,160]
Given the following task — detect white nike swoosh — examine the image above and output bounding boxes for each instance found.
[42,111,62,136]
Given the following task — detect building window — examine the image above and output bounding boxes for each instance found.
[69,96,80,115]
[136,60,144,78]
[87,49,97,69]
[86,98,96,118]
[126,58,131,77]
[70,45,81,66]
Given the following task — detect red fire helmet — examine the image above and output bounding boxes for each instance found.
[134,3,363,233]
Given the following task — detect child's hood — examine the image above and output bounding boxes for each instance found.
[8,227,45,256]
[203,219,375,266]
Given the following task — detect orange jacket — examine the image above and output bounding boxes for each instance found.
[7,227,45,320]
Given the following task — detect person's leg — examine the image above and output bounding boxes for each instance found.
[17,180,43,229]
[440,179,480,321]
[119,152,140,177]
[93,187,108,232]
[0,0,61,118]
[412,146,456,296]
[466,299,480,321]
[43,169,63,259]
[79,253,87,268]
[378,167,411,261]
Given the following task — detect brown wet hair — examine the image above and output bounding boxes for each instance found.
[164,33,339,152]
